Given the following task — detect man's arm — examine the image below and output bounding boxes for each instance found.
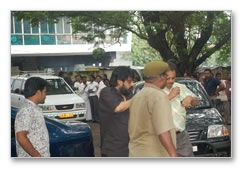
[181,96,199,107]
[16,131,41,157]
[114,95,132,113]
[159,131,177,157]
[216,82,225,96]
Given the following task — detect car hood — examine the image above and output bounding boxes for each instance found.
[44,94,84,105]
[186,107,224,131]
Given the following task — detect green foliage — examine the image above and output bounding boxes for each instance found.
[131,34,161,66]
[92,48,105,60]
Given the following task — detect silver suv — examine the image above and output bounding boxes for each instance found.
[11,73,86,120]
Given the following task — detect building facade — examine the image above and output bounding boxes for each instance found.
[11,15,132,73]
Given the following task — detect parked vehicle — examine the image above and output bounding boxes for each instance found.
[11,73,86,120]
[133,78,231,157]
[11,107,94,157]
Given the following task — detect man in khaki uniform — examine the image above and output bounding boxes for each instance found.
[129,61,177,157]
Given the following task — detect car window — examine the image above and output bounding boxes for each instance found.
[46,79,73,95]
[11,79,24,95]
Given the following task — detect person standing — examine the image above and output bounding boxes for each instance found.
[203,69,225,99]
[96,75,106,98]
[98,66,135,157]
[129,61,177,157]
[15,77,50,157]
[76,76,92,121]
[73,74,82,90]
[225,73,231,124]
[162,63,199,157]
[87,75,99,122]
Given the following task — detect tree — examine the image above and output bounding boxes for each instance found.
[131,34,161,66]
[13,11,231,75]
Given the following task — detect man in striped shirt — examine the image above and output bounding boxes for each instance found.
[162,63,199,157]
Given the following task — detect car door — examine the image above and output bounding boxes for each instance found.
[11,78,25,109]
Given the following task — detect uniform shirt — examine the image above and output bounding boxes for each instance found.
[163,82,196,132]
[129,83,176,157]
[15,99,50,157]
[99,87,132,157]
[203,77,220,96]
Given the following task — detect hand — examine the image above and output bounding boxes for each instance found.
[121,95,126,101]
[181,96,192,107]
[169,87,180,100]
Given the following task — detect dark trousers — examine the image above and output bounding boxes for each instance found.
[89,95,99,122]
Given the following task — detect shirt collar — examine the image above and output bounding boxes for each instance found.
[144,83,162,91]
[25,99,40,110]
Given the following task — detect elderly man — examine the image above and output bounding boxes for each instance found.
[129,61,177,157]
[162,63,199,157]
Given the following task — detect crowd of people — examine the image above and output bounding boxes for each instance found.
[14,62,231,157]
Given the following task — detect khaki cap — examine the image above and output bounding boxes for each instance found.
[144,61,168,77]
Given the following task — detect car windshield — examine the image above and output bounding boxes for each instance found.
[178,80,211,109]
[134,80,211,110]
[46,79,73,95]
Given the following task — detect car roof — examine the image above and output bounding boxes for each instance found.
[11,74,61,80]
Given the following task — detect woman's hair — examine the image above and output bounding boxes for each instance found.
[24,77,48,98]
[109,66,135,87]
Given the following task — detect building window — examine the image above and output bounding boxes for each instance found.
[24,20,31,33]
[41,35,56,45]
[24,35,40,45]
[11,35,23,45]
[14,16,22,34]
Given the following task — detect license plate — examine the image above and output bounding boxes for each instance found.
[192,146,198,152]
[59,113,74,119]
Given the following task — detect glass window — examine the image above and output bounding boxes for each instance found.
[46,79,73,95]
[64,17,71,33]
[57,18,63,34]
[32,25,39,33]
[11,79,23,94]
[14,16,22,33]
[57,35,71,45]
[49,23,55,34]
[72,34,87,44]
[41,35,56,45]
[41,21,48,33]
[24,20,31,33]
[24,35,40,45]
[11,16,13,33]
[11,35,23,45]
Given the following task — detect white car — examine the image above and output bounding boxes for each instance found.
[11,74,86,120]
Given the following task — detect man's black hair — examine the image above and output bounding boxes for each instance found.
[109,66,135,87]
[204,68,212,73]
[168,62,177,72]
[24,77,48,98]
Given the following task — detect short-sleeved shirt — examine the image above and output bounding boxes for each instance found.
[128,83,176,157]
[98,87,132,157]
[15,99,50,157]
[203,77,220,96]
[163,82,196,131]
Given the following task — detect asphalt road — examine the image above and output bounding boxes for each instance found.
[87,122,101,157]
